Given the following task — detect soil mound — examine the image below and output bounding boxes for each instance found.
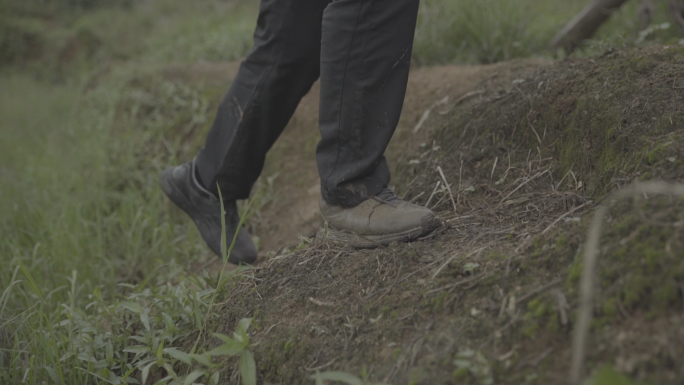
[206,46,684,384]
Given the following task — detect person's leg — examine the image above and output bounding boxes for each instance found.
[196,0,331,200]
[316,0,442,247]
[317,0,420,208]
[161,0,330,264]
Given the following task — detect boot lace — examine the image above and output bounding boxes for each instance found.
[372,188,401,206]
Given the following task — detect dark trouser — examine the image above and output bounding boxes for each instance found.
[195,0,420,208]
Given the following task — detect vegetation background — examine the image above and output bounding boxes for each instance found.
[0,0,681,383]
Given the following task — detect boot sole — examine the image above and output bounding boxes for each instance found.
[159,169,256,265]
[316,215,442,248]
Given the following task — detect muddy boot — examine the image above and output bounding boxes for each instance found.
[317,188,442,248]
[159,159,258,265]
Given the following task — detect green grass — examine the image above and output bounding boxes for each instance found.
[414,0,684,65]
[1,0,683,383]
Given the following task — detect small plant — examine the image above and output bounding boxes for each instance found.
[453,349,493,385]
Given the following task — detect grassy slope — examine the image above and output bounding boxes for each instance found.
[212,46,684,385]
[1,0,683,383]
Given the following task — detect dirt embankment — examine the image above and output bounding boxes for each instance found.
[161,59,523,258]
[202,46,684,385]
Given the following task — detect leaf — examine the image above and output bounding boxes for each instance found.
[153,376,173,385]
[123,346,149,355]
[120,302,144,315]
[192,294,202,328]
[162,313,177,332]
[205,344,243,357]
[142,362,155,385]
[164,348,192,365]
[141,311,151,332]
[43,366,61,384]
[237,318,252,334]
[234,318,252,345]
[210,372,220,385]
[212,333,234,344]
[183,370,206,385]
[312,371,325,385]
[240,350,257,385]
[129,336,148,343]
[106,341,114,363]
[309,371,363,385]
[0,266,20,319]
[189,353,213,367]
[156,339,164,362]
[19,265,46,302]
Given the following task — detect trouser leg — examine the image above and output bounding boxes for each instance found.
[317,0,420,208]
[195,0,330,200]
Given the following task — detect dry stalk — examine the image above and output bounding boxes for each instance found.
[425,180,442,207]
[438,90,485,115]
[309,297,335,307]
[499,169,551,204]
[490,157,499,183]
[437,166,458,212]
[408,191,425,204]
[516,279,561,305]
[569,181,684,385]
[413,95,449,134]
[541,200,594,234]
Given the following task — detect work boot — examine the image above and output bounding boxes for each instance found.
[159,159,258,265]
[317,188,442,248]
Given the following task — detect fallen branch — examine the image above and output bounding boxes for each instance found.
[551,0,630,53]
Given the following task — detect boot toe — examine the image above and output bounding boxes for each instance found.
[226,227,258,265]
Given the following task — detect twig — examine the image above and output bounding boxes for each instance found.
[437,166,458,212]
[516,279,561,305]
[439,90,485,115]
[425,181,442,207]
[517,348,554,369]
[541,200,593,235]
[426,272,488,294]
[413,96,449,134]
[432,246,486,279]
[309,297,334,307]
[306,357,337,372]
[529,122,542,145]
[499,169,550,204]
[490,156,499,182]
[408,191,425,204]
